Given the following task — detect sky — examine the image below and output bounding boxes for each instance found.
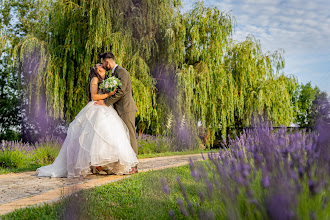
[181,0,330,95]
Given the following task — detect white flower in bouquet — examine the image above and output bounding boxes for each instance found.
[99,76,122,92]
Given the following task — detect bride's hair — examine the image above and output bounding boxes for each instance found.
[88,64,104,101]
[89,64,103,82]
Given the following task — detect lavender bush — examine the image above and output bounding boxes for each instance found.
[137,134,173,154]
[0,136,62,169]
[163,121,330,219]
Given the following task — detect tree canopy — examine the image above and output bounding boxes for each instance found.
[1,0,302,147]
[293,82,330,128]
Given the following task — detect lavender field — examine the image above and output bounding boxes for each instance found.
[0,136,63,172]
[162,122,330,219]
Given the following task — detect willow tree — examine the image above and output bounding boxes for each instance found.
[224,36,296,128]
[174,2,235,146]
[12,0,298,148]
[176,4,296,146]
[14,0,184,134]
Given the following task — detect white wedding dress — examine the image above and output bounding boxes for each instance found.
[37,101,139,178]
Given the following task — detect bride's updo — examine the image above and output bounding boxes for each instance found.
[89,64,103,83]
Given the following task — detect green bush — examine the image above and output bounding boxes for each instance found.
[0,149,30,168]
[0,138,62,170]
[0,130,21,141]
[31,145,61,166]
[137,134,173,154]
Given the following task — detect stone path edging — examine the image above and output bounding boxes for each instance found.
[0,154,205,216]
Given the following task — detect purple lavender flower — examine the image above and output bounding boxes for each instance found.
[161,178,170,195]
[176,198,189,217]
[168,210,175,219]
[261,175,270,188]
[266,194,295,220]
[176,176,189,203]
[163,118,330,219]
[309,211,316,220]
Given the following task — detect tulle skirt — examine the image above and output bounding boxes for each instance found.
[37,101,139,177]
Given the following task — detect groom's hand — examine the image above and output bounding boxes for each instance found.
[94,100,106,106]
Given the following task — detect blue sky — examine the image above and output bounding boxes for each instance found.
[181,0,330,95]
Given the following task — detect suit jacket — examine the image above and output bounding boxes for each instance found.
[104,66,138,115]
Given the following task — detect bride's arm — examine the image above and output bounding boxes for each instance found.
[90,77,116,101]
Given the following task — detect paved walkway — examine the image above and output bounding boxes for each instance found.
[0,154,204,216]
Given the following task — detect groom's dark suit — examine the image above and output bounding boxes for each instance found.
[104,66,138,154]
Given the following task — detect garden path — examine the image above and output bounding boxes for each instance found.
[0,154,205,216]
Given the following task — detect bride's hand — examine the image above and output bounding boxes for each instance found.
[107,89,117,97]
[94,100,106,105]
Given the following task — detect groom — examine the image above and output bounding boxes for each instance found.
[95,52,138,173]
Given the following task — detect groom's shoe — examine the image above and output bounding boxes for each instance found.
[92,166,107,175]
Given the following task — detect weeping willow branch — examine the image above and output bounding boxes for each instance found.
[13,35,49,113]
[0,35,6,55]
[176,6,296,147]
[12,0,297,149]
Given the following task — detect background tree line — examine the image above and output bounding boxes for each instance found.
[0,0,329,148]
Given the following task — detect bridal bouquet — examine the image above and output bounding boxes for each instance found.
[99,76,122,92]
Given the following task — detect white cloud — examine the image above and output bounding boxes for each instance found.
[191,0,330,52]
[181,0,330,94]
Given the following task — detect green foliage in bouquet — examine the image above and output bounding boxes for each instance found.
[99,76,122,92]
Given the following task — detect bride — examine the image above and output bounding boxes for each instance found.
[37,64,139,177]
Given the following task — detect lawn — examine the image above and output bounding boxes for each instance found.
[1,163,201,220]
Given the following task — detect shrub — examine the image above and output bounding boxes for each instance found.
[137,134,173,154]
[0,137,62,169]
[0,149,29,168]
[0,140,34,168]
[0,130,21,141]
[163,121,330,219]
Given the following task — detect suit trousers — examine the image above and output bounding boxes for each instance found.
[120,111,138,155]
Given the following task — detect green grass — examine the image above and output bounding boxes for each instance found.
[137,149,212,159]
[296,179,330,220]
[2,164,200,220]
[2,161,329,220]
[0,165,41,174]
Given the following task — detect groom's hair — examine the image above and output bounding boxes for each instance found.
[99,52,115,61]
